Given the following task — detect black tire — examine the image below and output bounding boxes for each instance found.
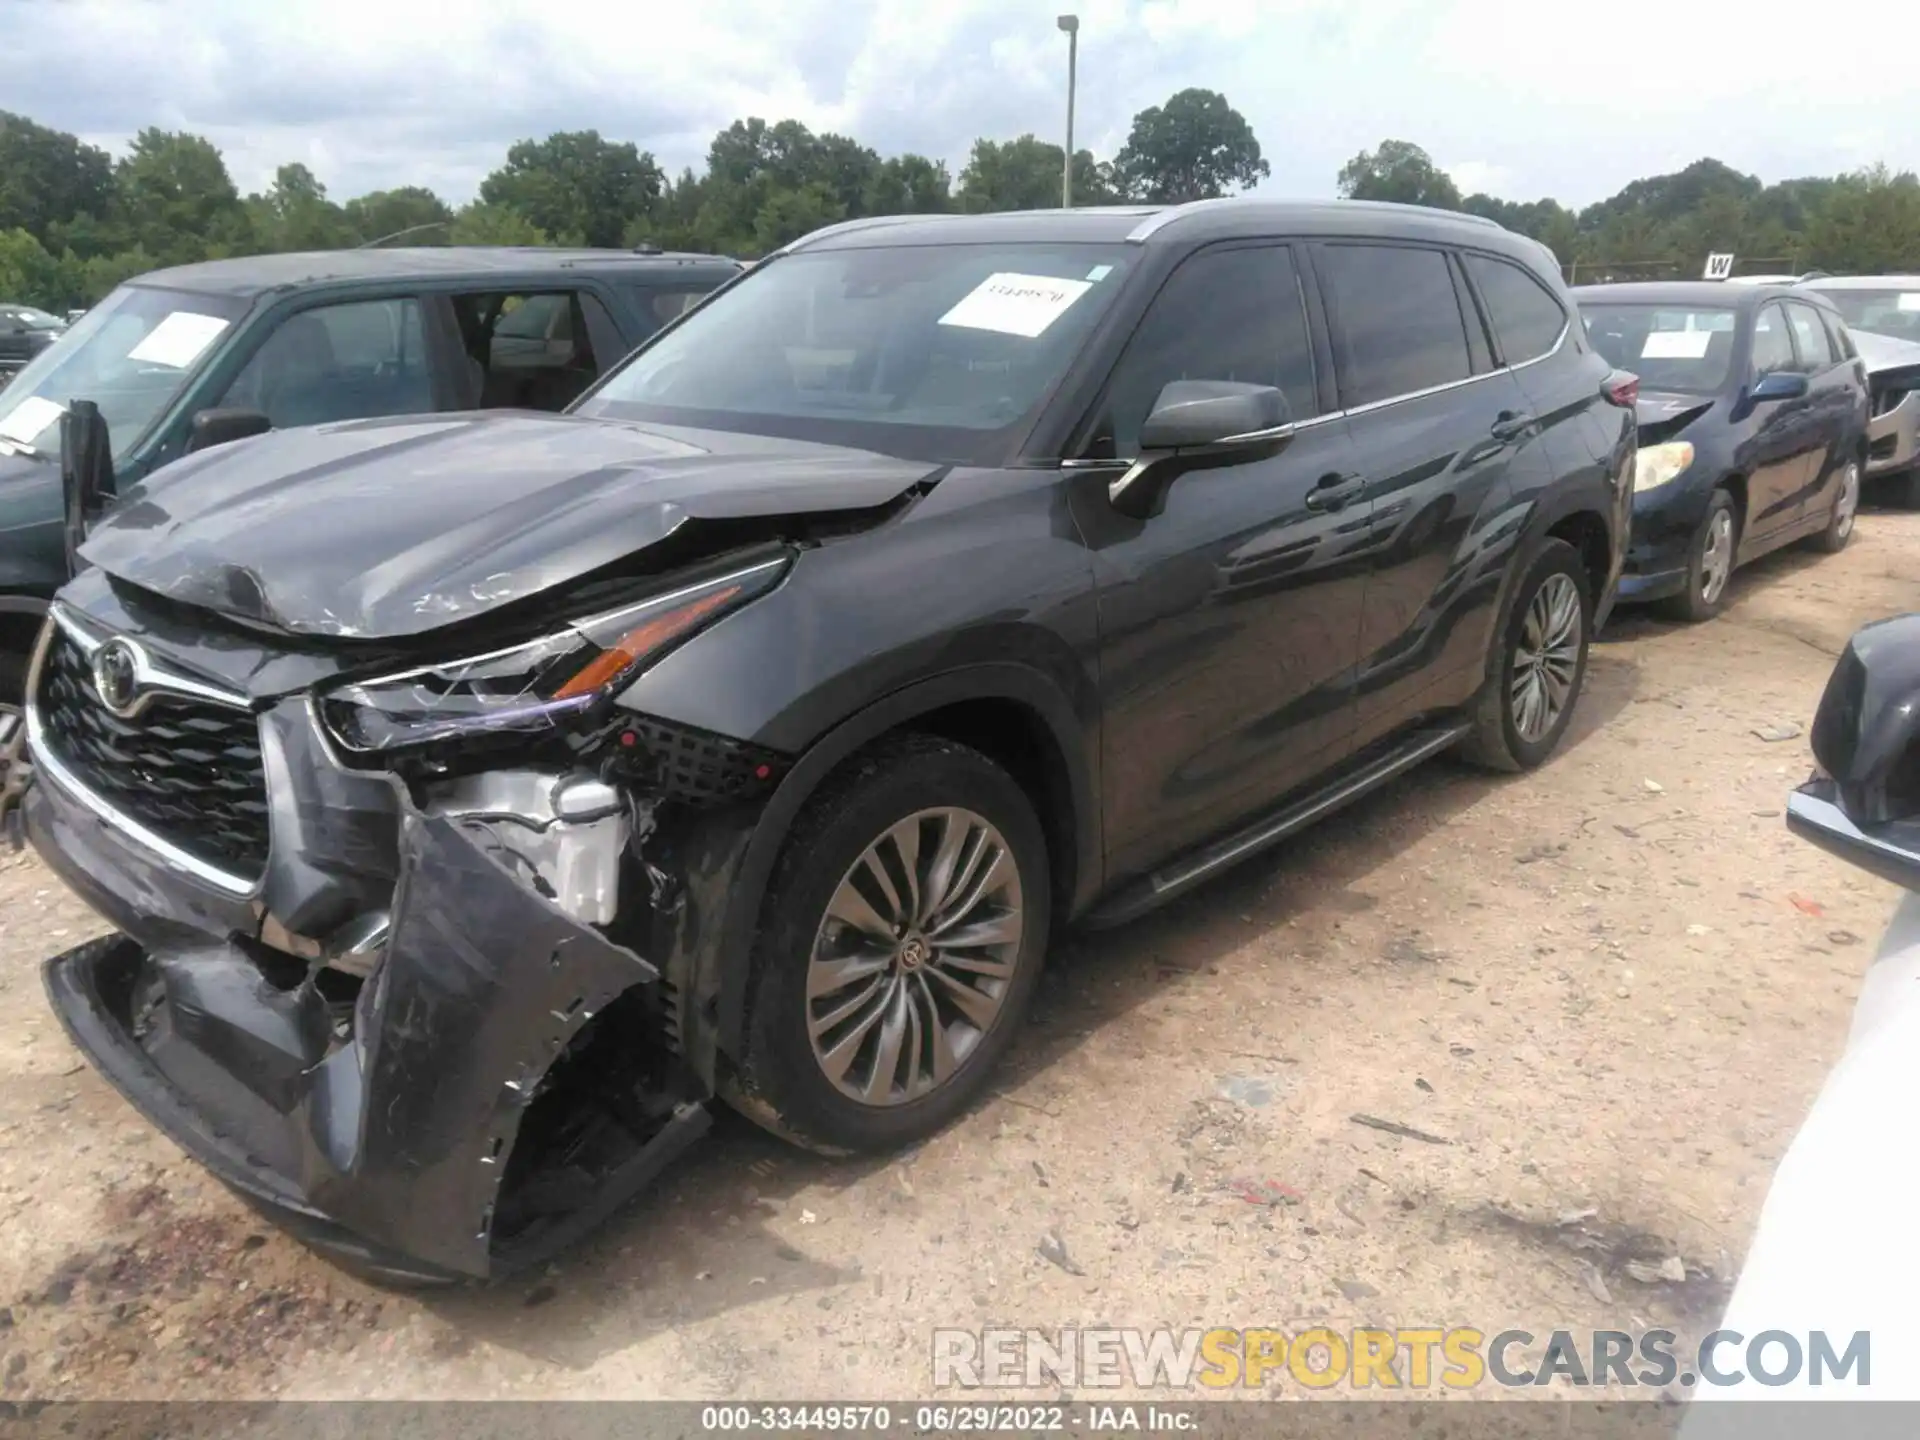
[1658,488,1739,623]
[0,649,26,709]
[1458,537,1592,774]
[1881,468,1920,510]
[724,734,1052,1155]
[1808,459,1861,554]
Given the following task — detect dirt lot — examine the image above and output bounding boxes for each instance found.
[0,510,1914,1402]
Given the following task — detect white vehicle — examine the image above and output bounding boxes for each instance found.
[1684,613,1920,1428]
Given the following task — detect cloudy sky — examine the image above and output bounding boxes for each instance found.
[11,0,1920,208]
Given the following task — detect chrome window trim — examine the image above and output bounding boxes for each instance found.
[30,605,262,896]
[1066,320,1573,469]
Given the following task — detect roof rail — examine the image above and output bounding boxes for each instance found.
[1126,195,1506,244]
[778,212,965,256]
[1124,197,1236,242]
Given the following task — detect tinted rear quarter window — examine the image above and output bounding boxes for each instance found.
[1463,253,1566,365]
[1786,302,1836,369]
[1320,244,1470,406]
[1090,243,1317,456]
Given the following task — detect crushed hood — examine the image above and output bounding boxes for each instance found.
[1634,389,1714,446]
[1853,328,1920,392]
[78,411,940,639]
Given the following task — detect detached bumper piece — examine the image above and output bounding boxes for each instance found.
[36,799,709,1283]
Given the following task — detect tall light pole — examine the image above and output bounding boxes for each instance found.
[1057,14,1079,208]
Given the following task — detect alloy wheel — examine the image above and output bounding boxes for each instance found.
[1510,572,1582,745]
[806,806,1025,1106]
[1700,507,1735,605]
[1834,462,1860,541]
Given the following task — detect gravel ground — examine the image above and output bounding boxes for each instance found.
[0,509,1914,1402]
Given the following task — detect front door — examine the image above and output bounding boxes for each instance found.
[1075,241,1371,882]
[1784,299,1857,526]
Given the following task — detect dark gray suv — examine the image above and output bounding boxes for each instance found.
[14,199,1633,1282]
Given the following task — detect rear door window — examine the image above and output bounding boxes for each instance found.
[451,290,606,411]
[1463,253,1567,366]
[1786,302,1837,371]
[220,296,433,429]
[1086,243,1318,457]
[1319,244,1472,407]
[632,287,713,333]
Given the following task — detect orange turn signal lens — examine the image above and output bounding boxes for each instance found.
[551,585,743,700]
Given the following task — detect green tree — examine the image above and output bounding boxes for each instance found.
[1807,166,1920,272]
[0,227,64,308]
[447,201,551,246]
[479,131,660,247]
[752,182,845,252]
[864,154,952,215]
[248,163,355,252]
[957,135,1110,212]
[114,129,251,265]
[1113,88,1267,204]
[0,112,114,250]
[344,186,453,246]
[1337,140,1462,209]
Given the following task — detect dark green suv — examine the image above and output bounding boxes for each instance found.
[0,246,740,696]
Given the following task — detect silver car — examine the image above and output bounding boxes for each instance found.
[1799,275,1920,504]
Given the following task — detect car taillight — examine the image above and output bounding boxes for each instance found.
[1603,370,1639,408]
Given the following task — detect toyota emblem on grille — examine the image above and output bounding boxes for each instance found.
[91,640,142,717]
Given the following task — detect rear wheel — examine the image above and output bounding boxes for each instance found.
[1459,537,1592,773]
[725,735,1051,1155]
[1658,489,1738,623]
[1808,459,1860,554]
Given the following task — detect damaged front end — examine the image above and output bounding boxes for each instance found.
[22,557,795,1282]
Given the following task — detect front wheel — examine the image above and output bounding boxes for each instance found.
[1808,459,1860,554]
[1458,537,1592,774]
[725,735,1051,1155]
[1658,489,1739,623]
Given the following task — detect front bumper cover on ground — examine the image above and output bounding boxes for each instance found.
[28,758,708,1283]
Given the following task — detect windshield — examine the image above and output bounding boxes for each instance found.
[578,243,1135,463]
[1581,303,1740,395]
[0,284,248,462]
[1815,288,1920,343]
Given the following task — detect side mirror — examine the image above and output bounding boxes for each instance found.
[186,407,272,454]
[1111,381,1292,520]
[59,400,115,578]
[1787,613,1920,891]
[1750,371,1809,403]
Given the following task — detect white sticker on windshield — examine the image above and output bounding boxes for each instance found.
[1641,330,1713,359]
[126,311,229,369]
[939,273,1093,338]
[1899,292,1920,312]
[0,395,64,445]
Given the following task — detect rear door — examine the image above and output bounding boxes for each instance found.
[1785,299,1856,525]
[437,287,629,411]
[1743,301,1817,543]
[1314,240,1535,747]
[1082,241,1370,880]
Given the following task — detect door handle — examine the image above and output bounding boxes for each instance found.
[1490,410,1534,443]
[1305,473,1365,512]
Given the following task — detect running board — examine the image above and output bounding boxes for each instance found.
[1084,723,1472,929]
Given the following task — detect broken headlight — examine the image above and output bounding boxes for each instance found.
[320,557,788,753]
